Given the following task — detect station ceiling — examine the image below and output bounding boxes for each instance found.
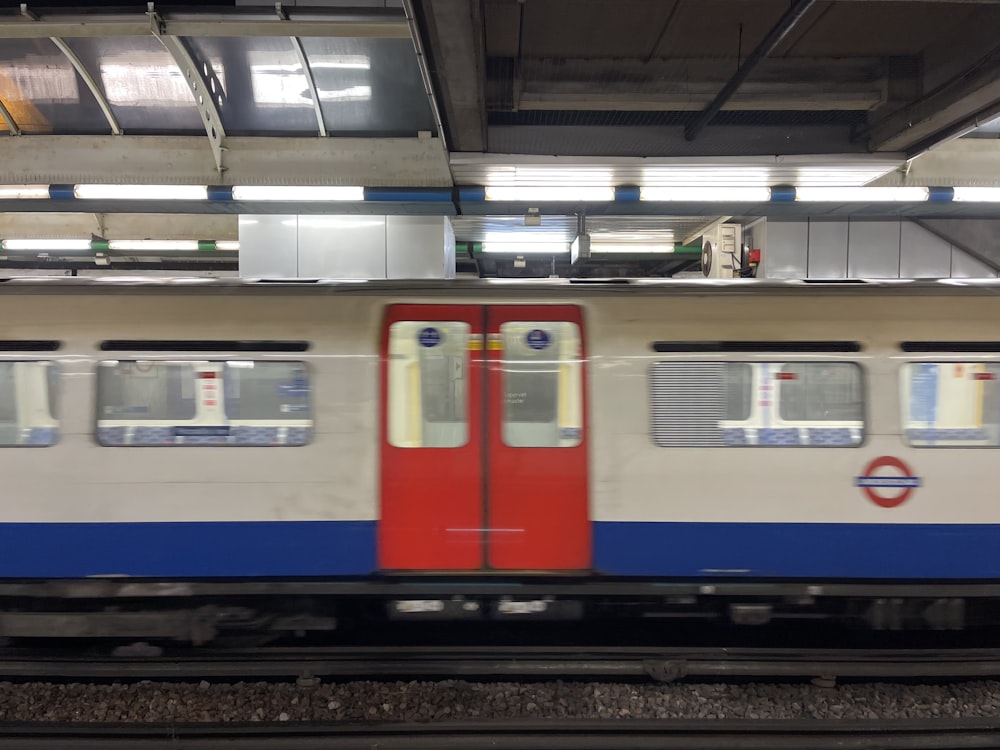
[2,0,1000,268]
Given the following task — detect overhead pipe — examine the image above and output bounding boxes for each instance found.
[684,0,818,142]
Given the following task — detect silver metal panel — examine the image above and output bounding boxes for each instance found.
[951,247,999,278]
[297,216,387,279]
[762,221,808,279]
[0,38,110,133]
[807,220,849,279]
[184,37,318,135]
[238,215,297,279]
[386,216,454,279]
[300,37,435,134]
[900,221,951,279]
[61,36,203,132]
[847,220,901,278]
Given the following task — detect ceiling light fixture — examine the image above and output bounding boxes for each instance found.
[214,241,240,251]
[1,239,93,251]
[481,241,570,254]
[231,186,365,201]
[952,187,1000,202]
[640,187,771,202]
[0,185,50,199]
[483,187,615,202]
[590,242,675,253]
[107,240,201,251]
[74,184,209,200]
[795,186,929,202]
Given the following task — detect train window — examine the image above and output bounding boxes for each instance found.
[96,360,311,446]
[902,362,1000,447]
[387,321,470,448]
[0,361,58,447]
[651,362,863,447]
[500,321,583,448]
[778,363,863,423]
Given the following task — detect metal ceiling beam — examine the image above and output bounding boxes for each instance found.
[0,99,20,136]
[516,58,886,112]
[150,11,227,174]
[0,15,410,39]
[289,36,327,138]
[48,38,121,135]
[413,0,486,152]
[684,0,818,141]
[272,6,326,137]
[867,46,1000,154]
[402,0,448,152]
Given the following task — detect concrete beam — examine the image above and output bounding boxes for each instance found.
[867,8,1000,154]
[514,58,887,112]
[0,135,452,187]
[414,0,486,152]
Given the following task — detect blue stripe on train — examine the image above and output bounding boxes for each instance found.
[593,521,1000,579]
[0,521,376,578]
[0,520,996,580]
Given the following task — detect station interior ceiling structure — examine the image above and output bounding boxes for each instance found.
[1,0,1000,277]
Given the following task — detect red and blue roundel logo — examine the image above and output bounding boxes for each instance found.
[526,329,550,350]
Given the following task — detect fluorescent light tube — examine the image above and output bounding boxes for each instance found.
[795,186,929,202]
[952,187,1000,202]
[107,240,200,251]
[2,239,92,251]
[481,242,570,254]
[591,243,675,253]
[215,241,240,251]
[484,186,615,202]
[0,185,50,199]
[640,187,770,202]
[231,186,364,201]
[74,184,209,200]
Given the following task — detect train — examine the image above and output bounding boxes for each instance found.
[0,276,997,644]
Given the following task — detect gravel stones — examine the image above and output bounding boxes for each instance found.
[0,679,998,723]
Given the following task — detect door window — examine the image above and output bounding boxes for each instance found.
[499,321,583,447]
[387,321,470,448]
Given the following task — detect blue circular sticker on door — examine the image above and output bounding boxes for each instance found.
[418,327,443,347]
[526,329,550,350]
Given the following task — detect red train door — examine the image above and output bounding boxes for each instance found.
[379,304,589,572]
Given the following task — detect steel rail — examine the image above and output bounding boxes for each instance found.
[0,718,999,750]
[5,645,1000,681]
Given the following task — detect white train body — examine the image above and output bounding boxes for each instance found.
[0,278,995,593]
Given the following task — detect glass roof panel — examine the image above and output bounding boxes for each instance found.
[300,37,436,136]
[62,36,204,134]
[0,38,111,134]
[184,37,318,135]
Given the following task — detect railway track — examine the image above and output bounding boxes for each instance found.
[4,645,1000,682]
[0,718,998,750]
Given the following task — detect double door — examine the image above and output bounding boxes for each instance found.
[379,304,589,571]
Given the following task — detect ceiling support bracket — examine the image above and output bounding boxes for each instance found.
[290,36,327,137]
[148,4,228,174]
[684,0,817,142]
[22,4,121,134]
[274,5,327,137]
[0,98,20,136]
[49,37,122,135]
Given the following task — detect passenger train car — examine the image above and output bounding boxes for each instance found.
[0,277,997,642]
